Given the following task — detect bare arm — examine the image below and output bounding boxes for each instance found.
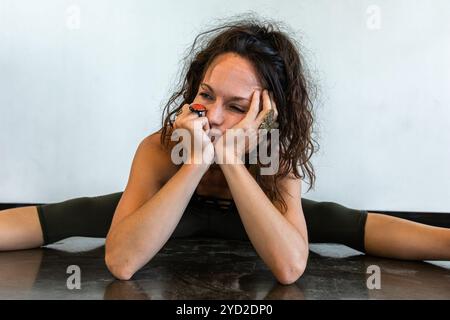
[213,89,309,284]
[219,159,309,285]
[105,104,213,280]
[105,162,207,280]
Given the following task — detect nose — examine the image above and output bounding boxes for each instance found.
[206,103,225,128]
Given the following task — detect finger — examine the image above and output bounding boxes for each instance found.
[201,116,210,132]
[255,89,273,125]
[246,89,261,120]
[193,116,210,131]
[175,104,192,121]
[269,91,278,120]
[180,103,190,115]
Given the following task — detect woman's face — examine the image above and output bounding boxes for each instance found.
[192,52,263,135]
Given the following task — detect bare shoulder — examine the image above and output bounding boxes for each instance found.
[108,130,180,230]
[138,130,180,184]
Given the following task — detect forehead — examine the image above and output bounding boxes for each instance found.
[202,53,262,93]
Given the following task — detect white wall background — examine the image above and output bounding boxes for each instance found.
[0,0,449,212]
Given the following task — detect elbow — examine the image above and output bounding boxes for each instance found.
[105,253,134,281]
[274,255,308,285]
[112,269,134,281]
[104,247,135,281]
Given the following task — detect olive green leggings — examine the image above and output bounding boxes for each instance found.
[36,191,368,252]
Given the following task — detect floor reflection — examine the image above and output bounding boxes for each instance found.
[0,238,448,299]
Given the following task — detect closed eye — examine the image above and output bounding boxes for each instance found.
[199,92,246,113]
[229,106,246,113]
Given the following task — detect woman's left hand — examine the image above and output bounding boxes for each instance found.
[213,89,278,164]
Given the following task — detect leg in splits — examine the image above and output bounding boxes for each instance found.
[364,212,450,260]
[1,193,450,262]
[301,198,450,261]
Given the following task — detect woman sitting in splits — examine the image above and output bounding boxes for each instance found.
[1,17,449,284]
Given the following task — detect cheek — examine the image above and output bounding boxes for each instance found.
[225,114,245,128]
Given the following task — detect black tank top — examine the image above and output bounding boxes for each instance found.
[190,162,256,214]
[192,190,237,214]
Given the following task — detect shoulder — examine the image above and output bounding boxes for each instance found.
[279,170,302,195]
[136,130,181,185]
[272,167,303,210]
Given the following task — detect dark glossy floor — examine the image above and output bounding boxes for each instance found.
[0,237,449,300]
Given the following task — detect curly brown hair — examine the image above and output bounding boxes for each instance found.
[159,14,319,213]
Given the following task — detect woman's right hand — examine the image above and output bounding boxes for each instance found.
[171,103,215,168]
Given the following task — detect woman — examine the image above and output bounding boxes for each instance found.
[1,17,449,284]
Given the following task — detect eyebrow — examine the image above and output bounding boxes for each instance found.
[200,83,250,103]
